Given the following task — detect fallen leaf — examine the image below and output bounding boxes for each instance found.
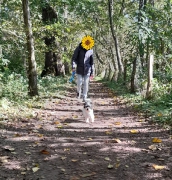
[61,168,66,172]
[4,147,15,152]
[37,134,43,137]
[21,172,26,175]
[32,167,39,173]
[71,159,78,162]
[111,138,121,143]
[149,144,157,151]
[88,138,93,140]
[131,140,136,144]
[130,129,139,134]
[108,164,114,169]
[64,148,70,151]
[25,152,31,155]
[105,157,111,161]
[101,101,105,105]
[54,121,60,124]
[152,138,162,143]
[114,122,121,125]
[1,159,8,163]
[70,176,80,180]
[40,150,50,155]
[141,149,149,152]
[80,172,96,178]
[72,115,78,119]
[32,130,39,133]
[157,158,165,161]
[14,134,22,137]
[157,113,162,117]
[61,157,67,160]
[11,152,17,154]
[57,125,63,128]
[105,131,112,135]
[115,163,120,168]
[152,164,165,170]
[137,119,145,122]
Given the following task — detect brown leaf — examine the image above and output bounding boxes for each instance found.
[114,122,121,125]
[111,138,121,143]
[40,150,50,155]
[37,134,43,137]
[14,134,22,137]
[70,176,80,180]
[54,121,60,125]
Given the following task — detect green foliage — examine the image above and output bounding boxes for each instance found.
[104,77,172,127]
[0,73,69,120]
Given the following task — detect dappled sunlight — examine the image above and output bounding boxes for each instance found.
[0,81,171,179]
[3,160,22,170]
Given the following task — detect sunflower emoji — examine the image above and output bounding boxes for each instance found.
[81,35,94,50]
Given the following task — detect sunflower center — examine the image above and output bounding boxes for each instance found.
[85,40,91,46]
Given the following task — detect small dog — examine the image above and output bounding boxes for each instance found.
[82,100,94,123]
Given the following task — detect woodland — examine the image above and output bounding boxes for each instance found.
[0,0,172,179]
[1,0,172,126]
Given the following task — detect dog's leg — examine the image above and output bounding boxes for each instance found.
[91,117,94,123]
[86,118,89,123]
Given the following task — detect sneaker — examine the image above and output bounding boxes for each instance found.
[83,96,87,102]
[77,92,81,99]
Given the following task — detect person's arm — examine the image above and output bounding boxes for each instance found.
[90,55,94,77]
[71,46,79,71]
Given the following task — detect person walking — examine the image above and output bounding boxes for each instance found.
[71,35,94,101]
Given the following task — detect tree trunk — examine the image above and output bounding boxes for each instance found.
[108,0,124,75]
[22,0,38,96]
[146,54,154,99]
[41,3,65,77]
[110,46,119,82]
[131,57,137,93]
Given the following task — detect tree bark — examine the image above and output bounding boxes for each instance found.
[146,54,153,99]
[108,0,124,75]
[22,0,38,96]
[41,3,65,77]
[131,57,137,93]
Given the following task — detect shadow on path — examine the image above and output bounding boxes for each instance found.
[0,80,172,180]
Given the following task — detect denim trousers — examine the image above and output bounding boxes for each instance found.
[77,74,89,98]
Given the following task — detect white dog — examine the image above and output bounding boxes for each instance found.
[82,100,94,123]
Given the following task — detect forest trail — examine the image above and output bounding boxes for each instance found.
[0,80,172,180]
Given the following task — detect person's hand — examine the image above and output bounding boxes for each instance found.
[90,75,94,81]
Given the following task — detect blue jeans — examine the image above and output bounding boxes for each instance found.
[77,74,89,98]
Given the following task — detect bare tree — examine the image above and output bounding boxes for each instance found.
[22,0,38,96]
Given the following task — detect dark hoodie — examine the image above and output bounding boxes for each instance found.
[71,43,94,76]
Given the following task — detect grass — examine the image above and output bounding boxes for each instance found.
[100,78,172,129]
[0,73,172,130]
[0,73,70,120]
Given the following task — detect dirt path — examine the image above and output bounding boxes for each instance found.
[0,80,172,180]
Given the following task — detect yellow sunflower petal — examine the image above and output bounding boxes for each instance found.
[81,35,94,50]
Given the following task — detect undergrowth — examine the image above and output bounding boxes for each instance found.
[1,72,172,130]
[0,73,70,120]
[102,78,172,129]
